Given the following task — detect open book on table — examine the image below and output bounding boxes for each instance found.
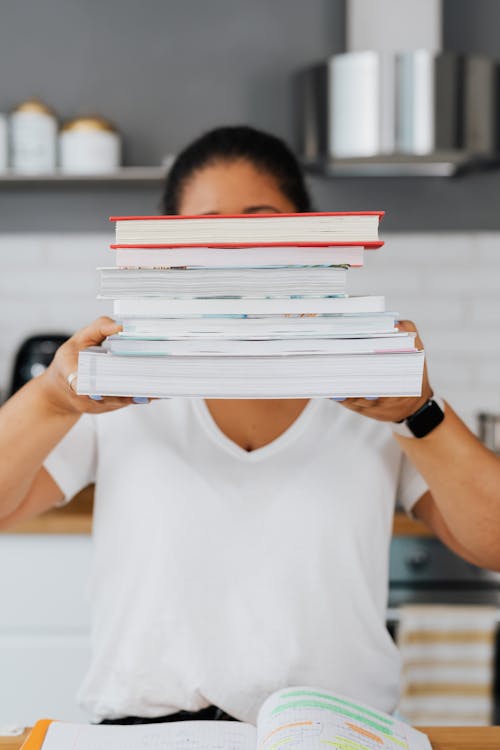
[21,686,431,750]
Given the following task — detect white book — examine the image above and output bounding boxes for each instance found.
[112,212,382,245]
[77,347,424,398]
[106,332,416,357]
[22,686,431,750]
[98,266,348,299]
[112,296,385,317]
[113,245,366,268]
[119,312,398,339]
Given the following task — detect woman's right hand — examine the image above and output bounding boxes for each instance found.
[38,316,137,416]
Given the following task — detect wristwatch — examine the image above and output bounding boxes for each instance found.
[392,396,445,438]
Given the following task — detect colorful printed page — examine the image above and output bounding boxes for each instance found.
[38,719,256,750]
[256,687,431,750]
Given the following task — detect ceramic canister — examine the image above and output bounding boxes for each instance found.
[10,99,57,172]
[60,116,121,173]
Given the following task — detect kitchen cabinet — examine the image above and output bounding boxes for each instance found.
[0,534,91,725]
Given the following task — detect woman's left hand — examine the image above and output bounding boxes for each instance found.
[337,320,433,423]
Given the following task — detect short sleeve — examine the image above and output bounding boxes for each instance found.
[397,452,429,515]
[44,414,97,504]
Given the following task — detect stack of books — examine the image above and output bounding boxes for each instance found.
[76,211,424,398]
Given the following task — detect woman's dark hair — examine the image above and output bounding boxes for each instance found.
[161,125,312,214]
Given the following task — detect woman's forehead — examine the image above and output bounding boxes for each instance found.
[178,159,296,215]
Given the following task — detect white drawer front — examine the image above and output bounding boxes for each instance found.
[0,634,91,725]
[0,535,92,629]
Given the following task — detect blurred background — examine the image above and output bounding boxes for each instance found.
[1,0,500,732]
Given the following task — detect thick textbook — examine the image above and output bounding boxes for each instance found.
[76,347,424,398]
[106,332,416,357]
[112,295,385,317]
[20,686,431,750]
[98,266,348,299]
[113,244,367,268]
[111,211,384,247]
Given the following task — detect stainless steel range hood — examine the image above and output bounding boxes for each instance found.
[294,0,500,177]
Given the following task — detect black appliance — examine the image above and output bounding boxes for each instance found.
[9,334,70,396]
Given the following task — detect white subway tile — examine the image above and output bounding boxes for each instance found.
[427,360,475,388]
[423,328,500,356]
[0,269,98,299]
[470,297,500,324]
[0,234,45,265]
[0,300,46,329]
[381,233,475,265]
[42,299,108,331]
[43,233,111,268]
[384,297,465,326]
[475,233,500,264]
[425,268,500,293]
[475,362,500,387]
[440,387,500,431]
[348,268,423,296]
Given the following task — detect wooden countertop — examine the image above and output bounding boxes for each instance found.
[2,486,94,534]
[1,726,500,749]
[0,485,432,537]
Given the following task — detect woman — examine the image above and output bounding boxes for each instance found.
[1,126,500,725]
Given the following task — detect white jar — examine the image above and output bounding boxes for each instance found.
[10,99,57,173]
[59,116,121,173]
[0,114,7,171]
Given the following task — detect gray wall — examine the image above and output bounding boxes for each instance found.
[2,0,500,232]
[0,0,344,232]
[443,0,500,56]
[1,0,344,165]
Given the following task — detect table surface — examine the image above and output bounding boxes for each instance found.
[2,726,500,749]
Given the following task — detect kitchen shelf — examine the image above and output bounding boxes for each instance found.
[303,152,500,178]
[3,154,496,184]
[0,166,167,187]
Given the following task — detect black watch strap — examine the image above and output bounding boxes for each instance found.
[405,397,445,438]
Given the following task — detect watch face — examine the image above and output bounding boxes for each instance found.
[407,399,445,438]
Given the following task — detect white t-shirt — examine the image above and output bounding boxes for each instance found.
[44,398,427,723]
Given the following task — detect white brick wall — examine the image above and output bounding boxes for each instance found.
[0,231,499,431]
[0,233,111,396]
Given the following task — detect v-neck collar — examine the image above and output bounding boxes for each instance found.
[192,398,321,462]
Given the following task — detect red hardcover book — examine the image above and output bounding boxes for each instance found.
[109,211,384,249]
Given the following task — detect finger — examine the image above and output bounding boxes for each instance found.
[344,397,380,408]
[71,317,122,348]
[332,397,375,412]
[85,395,135,411]
[396,319,425,351]
[396,319,416,333]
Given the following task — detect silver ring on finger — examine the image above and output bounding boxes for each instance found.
[66,371,78,393]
